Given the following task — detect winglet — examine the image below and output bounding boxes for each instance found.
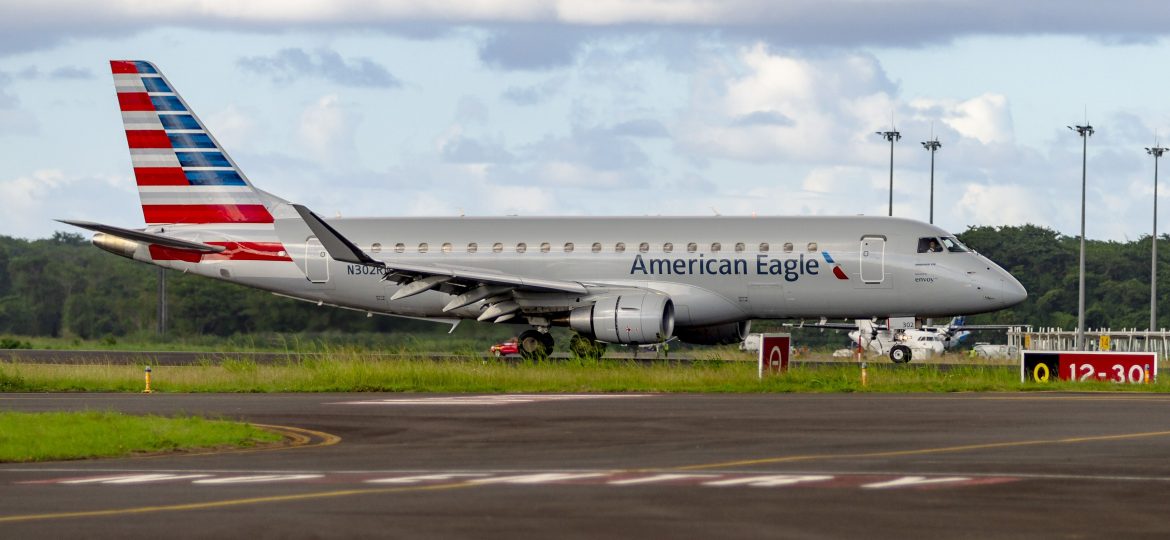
[291,204,382,266]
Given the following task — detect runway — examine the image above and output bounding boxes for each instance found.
[3,392,1170,537]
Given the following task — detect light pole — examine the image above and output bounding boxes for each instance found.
[1147,143,1167,331]
[876,129,901,216]
[157,267,167,337]
[1069,124,1094,350]
[921,138,942,224]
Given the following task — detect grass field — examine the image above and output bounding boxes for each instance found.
[0,411,282,462]
[0,355,1163,393]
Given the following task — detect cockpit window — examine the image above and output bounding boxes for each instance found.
[917,237,944,253]
[941,237,970,252]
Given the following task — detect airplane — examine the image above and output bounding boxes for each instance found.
[795,316,1022,362]
[61,60,1028,358]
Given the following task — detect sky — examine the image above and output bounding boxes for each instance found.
[3,1,1170,241]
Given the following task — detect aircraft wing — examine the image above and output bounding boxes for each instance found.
[293,204,589,302]
[950,324,1023,330]
[784,319,870,331]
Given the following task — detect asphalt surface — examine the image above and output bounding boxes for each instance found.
[4,392,1170,538]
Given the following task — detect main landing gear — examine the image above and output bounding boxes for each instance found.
[517,329,554,358]
[514,329,609,359]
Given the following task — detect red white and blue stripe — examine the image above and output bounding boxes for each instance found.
[111,60,273,226]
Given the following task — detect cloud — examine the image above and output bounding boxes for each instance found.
[12,66,94,80]
[910,94,1014,145]
[7,1,1170,60]
[501,76,567,105]
[478,24,589,70]
[440,135,514,164]
[298,94,357,163]
[0,169,136,238]
[676,44,901,164]
[730,110,793,127]
[610,118,669,138]
[238,48,402,88]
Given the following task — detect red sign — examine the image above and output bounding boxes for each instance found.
[758,334,791,377]
[1022,351,1156,384]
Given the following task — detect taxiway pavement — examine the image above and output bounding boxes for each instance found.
[3,392,1170,538]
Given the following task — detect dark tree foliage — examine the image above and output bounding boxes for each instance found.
[0,225,1166,338]
[958,225,1168,330]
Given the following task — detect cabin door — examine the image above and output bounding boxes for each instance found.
[859,236,885,284]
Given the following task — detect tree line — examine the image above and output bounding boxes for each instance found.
[0,226,1164,340]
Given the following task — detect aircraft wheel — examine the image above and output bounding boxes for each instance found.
[889,345,912,364]
[518,330,549,359]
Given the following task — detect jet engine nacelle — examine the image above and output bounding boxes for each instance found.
[674,320,751,345]
[570,293,675,344]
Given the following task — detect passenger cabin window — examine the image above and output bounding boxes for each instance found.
[687,242,697,253]
[917,237,944,253]
[639,242,649,253]
[540,242,550,253]
[941,236,971,252]
[516,242,527,253]
[395,243,405,254]
[441,242,452,253]
[759,242,769,252]
[711,242,721,252]
[492,242,503,253]
[807,242,818,252]
[783,242,793,253]
[371,243,382,254]
[418,243,429,254]
[734,242,745,253]
[663,242,674,253]
[564,242,575,253]
[592,242,602,253]
[467,242,478,253]
[615,242,626,253]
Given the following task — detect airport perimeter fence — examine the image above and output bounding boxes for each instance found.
[1009,327,1170,360]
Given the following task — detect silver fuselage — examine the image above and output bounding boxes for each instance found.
[135,214,1026,329]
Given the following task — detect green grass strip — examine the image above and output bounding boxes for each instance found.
[0,411,282,462]
[2,357,1169,393]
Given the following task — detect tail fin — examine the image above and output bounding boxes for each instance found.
[111,60,273,226]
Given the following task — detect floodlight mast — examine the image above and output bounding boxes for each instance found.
[1147,143,1168,332]
[1069,123,1094,351]
[921,138,942,224]
[876,129,901,216]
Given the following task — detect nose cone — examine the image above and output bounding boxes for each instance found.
[1000,271,1028,307]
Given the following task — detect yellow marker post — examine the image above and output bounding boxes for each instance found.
[143,366,153,394]
[860,362,868,387]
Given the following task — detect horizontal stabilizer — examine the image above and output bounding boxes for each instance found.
[56,219,226,253]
